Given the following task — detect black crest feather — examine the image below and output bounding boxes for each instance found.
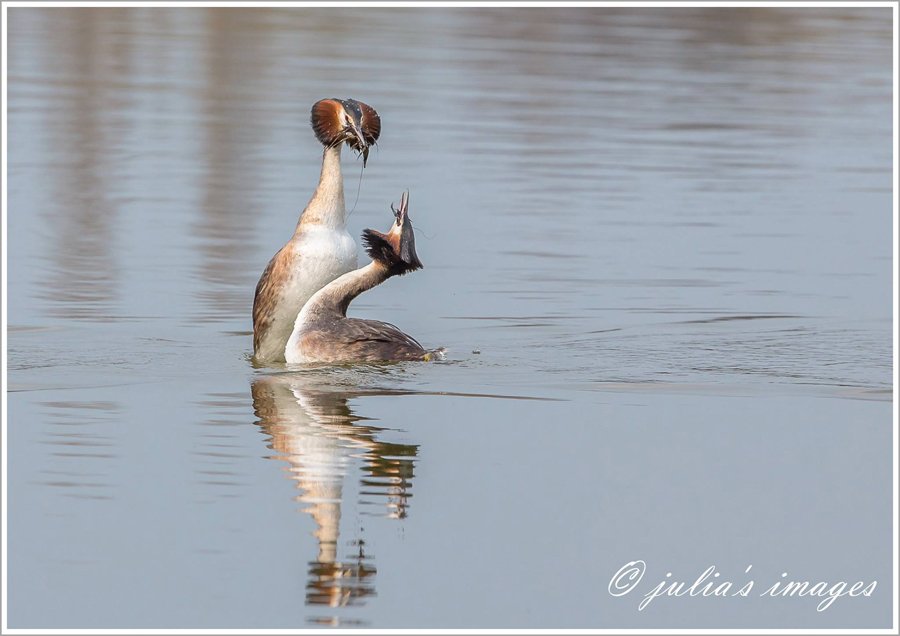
[362,230,394,264]
[362,229,423,276]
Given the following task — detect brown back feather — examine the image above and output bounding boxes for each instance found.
[252,246,293,355]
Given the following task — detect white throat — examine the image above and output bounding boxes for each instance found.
[298,145,347,231]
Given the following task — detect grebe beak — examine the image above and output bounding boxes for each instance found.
[346,115,370,167]
[395,192,422,269]
[392,191,409,223]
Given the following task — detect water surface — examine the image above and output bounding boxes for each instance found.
[6,7,893,628]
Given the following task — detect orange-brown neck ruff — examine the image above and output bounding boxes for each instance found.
[311,99,344,148]
[357,101,381,146]
[361,228,422,276]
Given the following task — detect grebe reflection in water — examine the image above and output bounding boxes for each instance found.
[285,192,443,364]
[252,375,418,611]
[253,98,381,363]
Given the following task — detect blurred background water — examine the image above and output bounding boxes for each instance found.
[5,6,893,629]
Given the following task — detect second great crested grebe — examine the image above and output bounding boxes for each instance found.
[253,98,381,363]
[285,192,440,364]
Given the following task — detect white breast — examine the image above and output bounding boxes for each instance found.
[259,226,357,362]
[292,226,358,298]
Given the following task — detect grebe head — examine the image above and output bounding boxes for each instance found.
[362,191,423,275]
[310,98,381,166]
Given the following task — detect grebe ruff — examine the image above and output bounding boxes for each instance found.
[285,192,438,364]
[253,98,381,363]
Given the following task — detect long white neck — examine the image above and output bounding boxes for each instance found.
[297,145,345,232]
[294,262,388,327]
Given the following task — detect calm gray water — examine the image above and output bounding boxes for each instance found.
[6,7,894,629]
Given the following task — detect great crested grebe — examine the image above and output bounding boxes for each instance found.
[253,98,381,363]
[285,192,439,364]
